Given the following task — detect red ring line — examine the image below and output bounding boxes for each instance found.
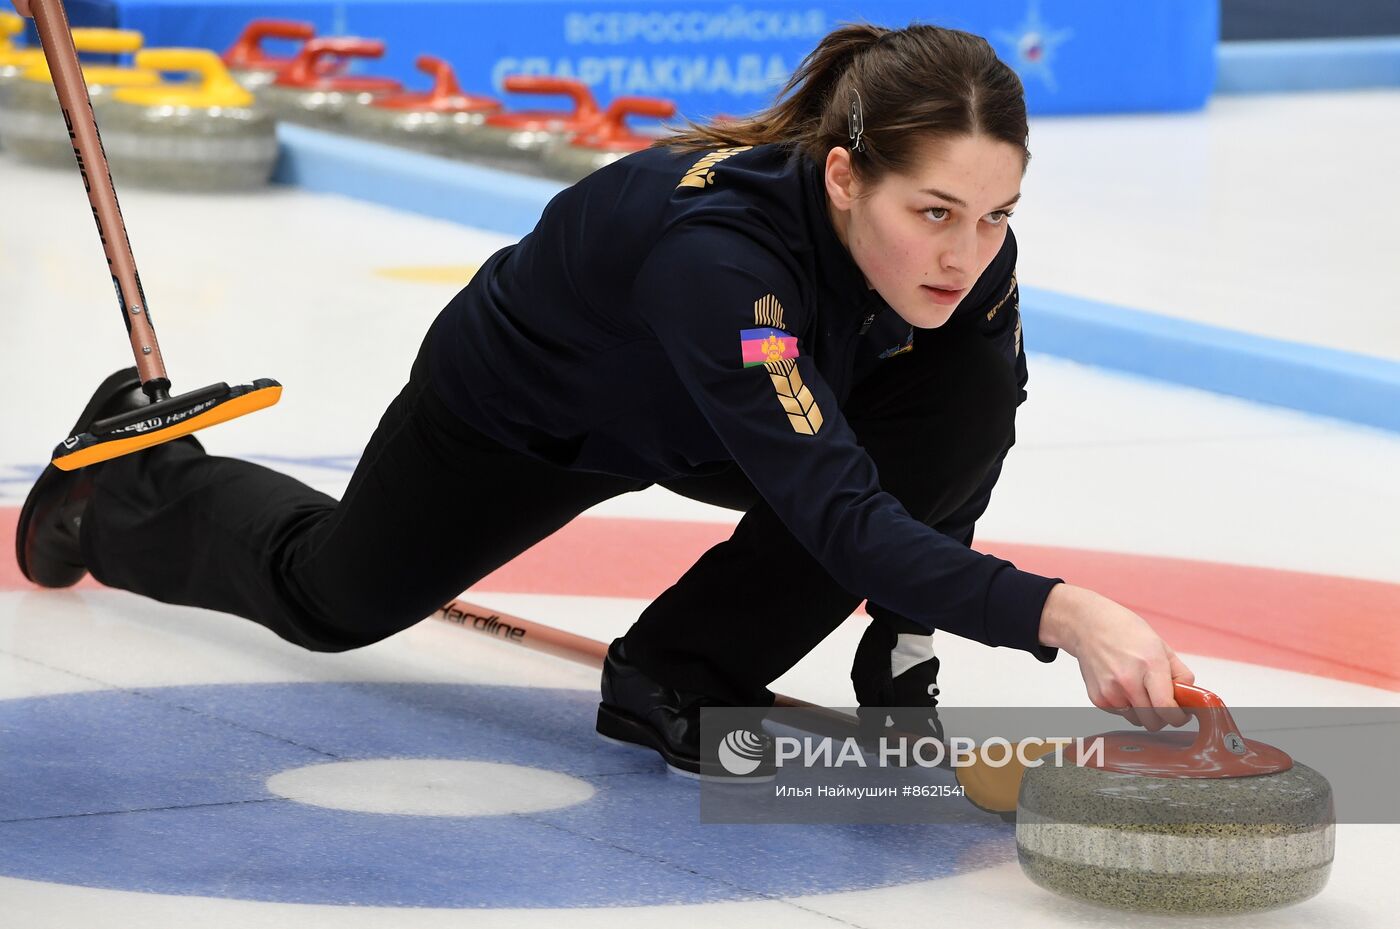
[3,509,1395,691]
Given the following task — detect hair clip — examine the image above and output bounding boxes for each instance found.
[848,89,866,153]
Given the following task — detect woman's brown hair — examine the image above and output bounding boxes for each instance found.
[661,22,1029,181]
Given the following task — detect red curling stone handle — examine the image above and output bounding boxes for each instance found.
[223,19,315,68]
[1082,682,1294,778]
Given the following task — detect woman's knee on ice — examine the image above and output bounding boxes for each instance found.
[278,590,432,653]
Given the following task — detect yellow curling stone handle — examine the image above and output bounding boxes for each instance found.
[113,48,253,107]
[21,28,157,86]
[1,23,137,66]
[70,26,144,54]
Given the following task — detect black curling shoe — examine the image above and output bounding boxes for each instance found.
[16,367,148,587]
[596,638,772,779]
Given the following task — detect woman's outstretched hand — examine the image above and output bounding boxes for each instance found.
[1038,583,1196,731]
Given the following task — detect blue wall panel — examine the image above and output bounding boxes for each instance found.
[63,0,1217,118]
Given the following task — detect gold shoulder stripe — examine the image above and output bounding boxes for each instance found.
[764,357,823,435]
[753,294,785,329]
[985,272,1018,324]
[676,145,753,190]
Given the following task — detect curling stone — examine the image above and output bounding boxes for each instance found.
[0,28,156,168]
[258,36,401,130]
[452,75,601,168]
[342,54,499,155]
[100,49,277,191]
[221,18,323,90]
[541,95,675,182]
[1015,683,1334,915]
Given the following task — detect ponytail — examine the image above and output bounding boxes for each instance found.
[661,23,887,154]
[659,22,1030,181]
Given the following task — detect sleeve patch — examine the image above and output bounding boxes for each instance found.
[753,293,786,328]
[764,357,824,435]
[740,327,800,367]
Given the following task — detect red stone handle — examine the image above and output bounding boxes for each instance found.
[1173,681,1226,709]
[222,19,314,68]
[413,54,498,108]
[416,54,460,95]
[589,96,675,142]
[1085,681,1294,776]
[366,54,501,112]
[1173,682,1246,759]
[279,36,384,85]
[502,74,600,119]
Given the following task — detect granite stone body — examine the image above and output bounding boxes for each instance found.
[1016,760,1334,914]
[99,100,278,191]
[453,122,569,162]
[256,85,385,130]
[341,104,492,156]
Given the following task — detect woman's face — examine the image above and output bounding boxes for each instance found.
[825,133,1025,329]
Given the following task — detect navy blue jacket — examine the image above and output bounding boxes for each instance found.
[430,142,1061,661]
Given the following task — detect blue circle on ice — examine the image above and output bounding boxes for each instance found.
[0,682,1012,906]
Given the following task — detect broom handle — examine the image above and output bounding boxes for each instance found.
[15,0,169,393]
[430,596,821,711]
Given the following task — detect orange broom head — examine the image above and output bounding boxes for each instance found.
[51,379,281,470]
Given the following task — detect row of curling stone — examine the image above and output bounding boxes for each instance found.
[224,18,676,182]
[255,43,586,165]
[0,24,276,190]
[3,10,676,188]
[456,75,674,181]
[341,54,500,155]
[0,28,155,162]
[342,67,675,181]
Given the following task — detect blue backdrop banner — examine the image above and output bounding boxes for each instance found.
[62,0,1217,118]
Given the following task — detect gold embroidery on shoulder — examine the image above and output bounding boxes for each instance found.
[985,272,1018,324]
[753,293,785,329]
[764,357,823,435]
[676,146,753,190]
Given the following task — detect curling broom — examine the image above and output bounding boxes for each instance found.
[14,0,280,471]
